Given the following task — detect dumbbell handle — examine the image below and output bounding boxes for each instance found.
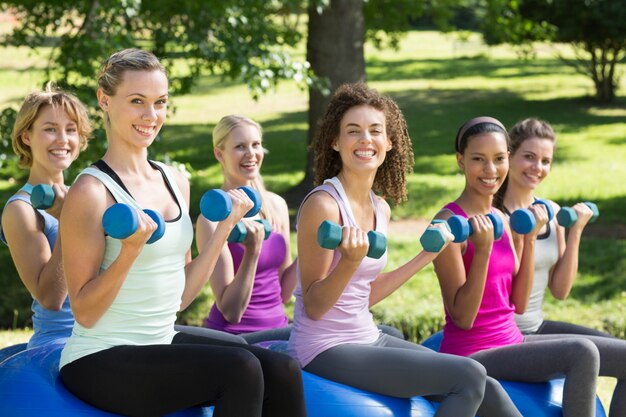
[228,219,272,243]
[102,203,165,244]
[447,213,504,243]
[509,199,554,235]
[200,186,261,222]
[317,220,387,259]
[556,202,599,228]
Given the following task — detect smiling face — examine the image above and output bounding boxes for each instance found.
[333,105,391,174]
[215,123,264,184]
[22,105,80,173]
[509,137,554,190]
[98,69,168,149]
[457,131,509,196]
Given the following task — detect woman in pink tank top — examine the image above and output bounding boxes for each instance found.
[196,115,295,343]
[432,116,610,417]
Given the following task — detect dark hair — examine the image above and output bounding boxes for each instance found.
[311,82,414,204]
[455,116,508,154]
[493,117,556,210]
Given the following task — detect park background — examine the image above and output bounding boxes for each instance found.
[0,1,624,410]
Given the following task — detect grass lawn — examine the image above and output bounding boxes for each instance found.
[0,27,625,413]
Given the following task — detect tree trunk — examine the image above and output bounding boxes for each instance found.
[285,0,366,209]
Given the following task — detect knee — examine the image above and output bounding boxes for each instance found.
[566,338,600,372]
[229,349,264,384]
[264,353,302,382]
[454,358,487,400]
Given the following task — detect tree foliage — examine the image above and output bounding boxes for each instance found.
[481,0,626,102]
[0,0,315,180]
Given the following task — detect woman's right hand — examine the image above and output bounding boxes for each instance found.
[226,188,255,224]
[45,184,69,220]
[337,226,370,263]
[240,218,265,251]
[120,209,158,252]
[468,214,495,251]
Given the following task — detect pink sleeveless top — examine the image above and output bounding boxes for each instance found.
[288,178,386,367]
[439,202,524,356]
[204,231,289,334]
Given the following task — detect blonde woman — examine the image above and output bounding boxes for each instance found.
[0,84,92,348]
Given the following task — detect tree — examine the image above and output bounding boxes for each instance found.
[286,0,454,204]
[482,0,626,103]
[0,0,312,179]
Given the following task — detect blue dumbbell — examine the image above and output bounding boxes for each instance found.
[509,199,554,234]
[317,220,387,259]
[102,203,165,244]
[420,220,452,252]
[447,213,504,243]
[556,202,599,228]
[200,186,262,222]
[30,184,55,209]
[228,219,272,243]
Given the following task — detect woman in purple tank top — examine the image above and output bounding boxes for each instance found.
[289,83,526,417]
[196,115,296,343]
[431,116,626,417]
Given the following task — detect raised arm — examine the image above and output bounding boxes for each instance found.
[298,191,369,321]
[270,192,298,303]
[197,215,264,323]
[369,201,454,307]
[509,204,548,313]
[182,179,254,311]
[2,186,69,310]
[433,213,495,330]
[548,201,593,299]
[61,176,157,328]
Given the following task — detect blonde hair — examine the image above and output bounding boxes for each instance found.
[213,115,279,228]
[97,48,167,126]
[11,82,92,168]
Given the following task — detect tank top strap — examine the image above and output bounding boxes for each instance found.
[149,161,188,213]
[296,182,351,231]
[76,167,139,208]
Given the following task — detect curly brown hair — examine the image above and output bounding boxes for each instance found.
[311,83,414,205]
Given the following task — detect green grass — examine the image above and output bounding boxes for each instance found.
[0,28,625,411]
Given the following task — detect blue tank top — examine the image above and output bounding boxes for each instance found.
[0,184,74,348]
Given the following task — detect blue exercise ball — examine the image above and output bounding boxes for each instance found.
[0,343,214,417]
[263,340,436,417]
[0,343,27,365]
[422,331,607,417]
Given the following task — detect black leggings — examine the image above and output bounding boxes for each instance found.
[60,331,306,417]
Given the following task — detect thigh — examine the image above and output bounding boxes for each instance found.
[241,325,293,344]
[174,324,248,343]
[471,337,595,382]
[527,332,626,378]
[60,342,262,417]
[538,320,613,338]
[304,334,484,398]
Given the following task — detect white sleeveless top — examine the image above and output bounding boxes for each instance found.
[60,162,194,368]
[288,177,386,367]
[514,217,559,333]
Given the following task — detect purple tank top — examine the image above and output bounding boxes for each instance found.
[439,202,524,356]
[288,178,385,367]
[204,231,289,334]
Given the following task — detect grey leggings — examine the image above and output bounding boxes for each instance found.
[304,334,521,417]
[470,334,626,417]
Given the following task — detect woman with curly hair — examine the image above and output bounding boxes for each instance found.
[287,83,520,417]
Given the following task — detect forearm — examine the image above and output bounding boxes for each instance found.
[215,254,260,323]
[549,228,582,299]
[279,261,298,303]
[34,237,67,310]
[70,247,139,328]
[369,250,437,307]
[302,258,360,320]
[181,222,233,309]
[511,237,536,313]
[447,250,491,328]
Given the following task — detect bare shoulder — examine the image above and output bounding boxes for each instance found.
[375,195,391,219]
[266,191,289,213]
[299,190,340,225]
[434,207,456,221]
